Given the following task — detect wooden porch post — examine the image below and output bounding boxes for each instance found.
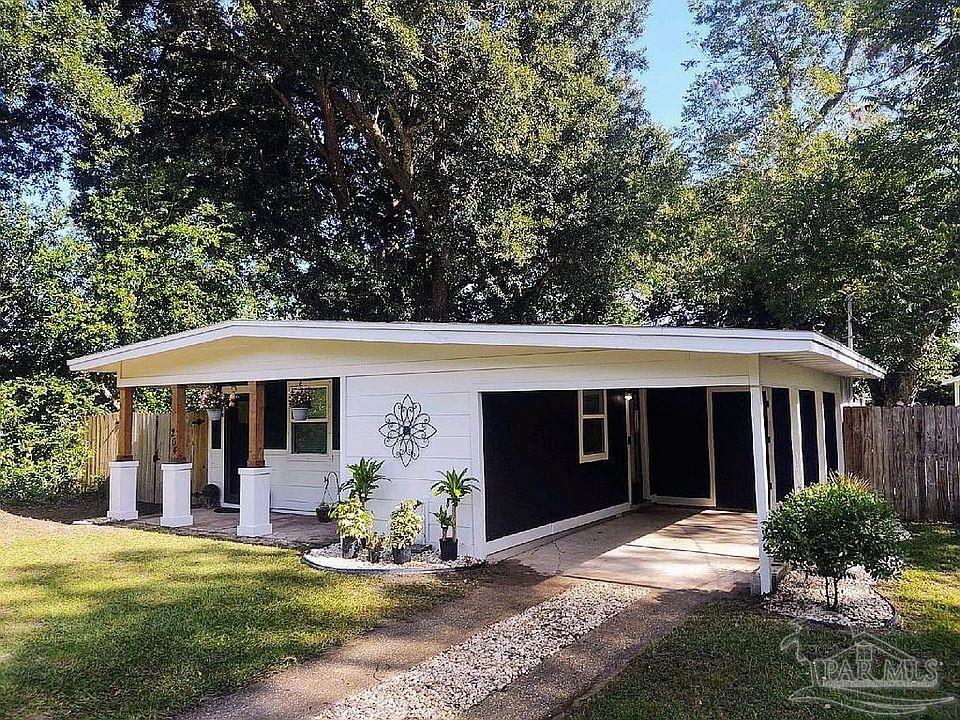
[117,386,134,461]
[171,384,188,463]
[247,380,265,468]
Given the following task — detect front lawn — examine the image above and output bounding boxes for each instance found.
[0,512,461,720]
[572,524,960,720]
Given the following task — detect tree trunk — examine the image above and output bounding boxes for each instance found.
[869,370,919,406]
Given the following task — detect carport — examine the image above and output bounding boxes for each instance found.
[510,506,760,593]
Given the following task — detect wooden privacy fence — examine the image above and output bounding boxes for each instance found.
[83,411,209,503]
[843,406,960,523]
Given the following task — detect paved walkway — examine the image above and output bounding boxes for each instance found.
[513,506,759,592]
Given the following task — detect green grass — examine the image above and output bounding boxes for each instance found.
[0,516,461,720]
[572,524,960,720]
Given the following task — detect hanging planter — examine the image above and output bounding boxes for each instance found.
[198,386,228,422]
[289,384,313,421]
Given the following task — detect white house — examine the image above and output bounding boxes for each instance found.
[68,320,883,592]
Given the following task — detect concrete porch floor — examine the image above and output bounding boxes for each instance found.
[512,505,760,592]
[119,508,339,548]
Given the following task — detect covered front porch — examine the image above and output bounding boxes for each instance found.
[117,507,339,549]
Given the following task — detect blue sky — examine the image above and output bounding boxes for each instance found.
[636,0,704,129]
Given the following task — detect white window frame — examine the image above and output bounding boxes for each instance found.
[578,389,609,463]
[287,379,333,460]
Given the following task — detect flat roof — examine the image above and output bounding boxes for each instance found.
[68,320,885,379]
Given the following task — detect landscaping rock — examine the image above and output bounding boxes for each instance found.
[302,543,481,575]
[312,581,647,720]
[763,567,897,628]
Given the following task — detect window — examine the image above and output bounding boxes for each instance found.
[289,381,331,456]
[579,389,608,462]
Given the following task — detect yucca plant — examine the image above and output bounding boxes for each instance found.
[343,457,388,505]
[432,468,478,560]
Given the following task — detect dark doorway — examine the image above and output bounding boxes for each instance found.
[646,388,710,500]
[769,388,795,502]
[223,394,249,505]
[823,392,839,473]
[799,390,819,486]
[711,391,757,510]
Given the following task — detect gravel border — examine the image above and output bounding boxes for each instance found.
[302,544,482,575]
[763,567,898,628]
[312,581,647,720]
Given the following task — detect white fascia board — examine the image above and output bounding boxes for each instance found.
[942,375,960,386]
[68,320,884,379]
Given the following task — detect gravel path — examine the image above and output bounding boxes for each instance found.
[312,581,646,720]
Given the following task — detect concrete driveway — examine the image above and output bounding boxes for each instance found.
[511,506,760,592]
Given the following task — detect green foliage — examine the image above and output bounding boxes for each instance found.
[0,375,97,503]
[431,467,478,540]
[762,475,905,609]
[343,458,388,505]
[330,496,374,540]
[387,499,423,550]
[432,505,454,539]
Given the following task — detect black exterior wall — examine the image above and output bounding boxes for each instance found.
[711,391,756,510]
[770,388,795,501]
[482,390,629,542]
[823,392,839,473]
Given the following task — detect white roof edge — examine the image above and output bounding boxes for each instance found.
[67,319,885,378]
[942,375,960,385]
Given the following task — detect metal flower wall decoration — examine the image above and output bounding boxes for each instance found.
[379,394,437,467]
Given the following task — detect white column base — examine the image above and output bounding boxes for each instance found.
[160,463,193,528]
[237,466,272,537]
[107,460,139,521]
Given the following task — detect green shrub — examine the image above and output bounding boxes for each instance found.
[762,474,905,609]
[387,499,423,550]
[330,496,373,540]
[0,376,98,504]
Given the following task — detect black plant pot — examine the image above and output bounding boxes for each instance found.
[368,548,383,563]
[392,545,412,565]
[316,505,331,523]
[439,537,459,561]
[341,536,360,559]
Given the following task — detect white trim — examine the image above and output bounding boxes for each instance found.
[287,379,333,459]
[470,390,487,553]
[835,391,846,473]
[814,391,828,481]
[647,495,715,507]
[625,393,635,506]
[764,388,778,509]
[339,376,348,493]
[70,320,884,379]
[750,385,773,594]
[638,388,651,502]
[788,387,805,492]
[578,389,609,463]
[483,502,631,556]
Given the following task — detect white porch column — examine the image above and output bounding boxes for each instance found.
[750,385,773,595]
[788,388,805,492]
[107,460,139,520]
[237,467,273,537]
[160,463,193,527]
[814,391,828,482]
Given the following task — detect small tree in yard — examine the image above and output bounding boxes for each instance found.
[762,475,905,610]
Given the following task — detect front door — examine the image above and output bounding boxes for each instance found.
[223,394,249,505]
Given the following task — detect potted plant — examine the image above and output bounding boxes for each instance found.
[198,386,228,421]
[316,471,338,523]
[387,499,423,565]
[343,458,388,505]
[330,497,373,559]
[366,532,385,563]
[289,384,314,422]
[431,468,478,561]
